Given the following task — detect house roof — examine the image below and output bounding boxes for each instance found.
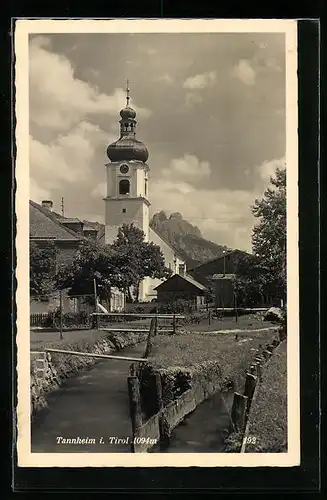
[29,200,82,241]
[188,249,251,272]
[59,217,82,224]
[154,273,208,292]
[82,220,105,241]
[212,273,236,280]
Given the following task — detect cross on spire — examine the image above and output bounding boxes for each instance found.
[126,79,130,106]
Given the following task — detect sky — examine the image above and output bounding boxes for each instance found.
[29,32,286,252]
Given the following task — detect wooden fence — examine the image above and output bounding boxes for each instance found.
[30,312,91,328]
[30,313,50,327]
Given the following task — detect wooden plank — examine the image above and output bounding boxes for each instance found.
[213,308,267,312]
[92,313,185,319]
[99,328,174,333]
[45,348,148,363]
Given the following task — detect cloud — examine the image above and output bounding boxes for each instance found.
[29,36,151,132]
[185,92,203,108]
[150,179,255,251]
[30,121,113,197]
[155,74,174,85]
[162,154,211,181]
[183,71,217,90]
[232,59,256,86]
[91,182,106,198]
[257,157,285,184]
[138,44,157,56]
[30,178,51,202]
[148,154,285,251]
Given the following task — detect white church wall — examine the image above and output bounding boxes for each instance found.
[139,228,186,302]
[105,199,149,245]
[149,228,184,273]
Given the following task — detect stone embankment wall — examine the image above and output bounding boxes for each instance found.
[30,331,147,418]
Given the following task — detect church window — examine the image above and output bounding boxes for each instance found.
[122,208,126,213]
[119,179,130,195]
[145,178,148,196]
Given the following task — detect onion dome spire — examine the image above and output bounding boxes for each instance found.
[126,79,130,106]
[106,80,149,163]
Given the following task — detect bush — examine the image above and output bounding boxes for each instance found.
[41,310,91,328]
[156,299,197,314]
[183,310,209,324]
[138,364,192,418]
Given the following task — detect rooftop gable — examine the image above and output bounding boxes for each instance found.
[154,272,208,292]
[29,200,82,241]
[188,249,251,272]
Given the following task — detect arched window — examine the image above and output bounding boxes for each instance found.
[119,179,130,195]
[145,178,148,196]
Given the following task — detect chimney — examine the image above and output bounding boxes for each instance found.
[42,200,53,211]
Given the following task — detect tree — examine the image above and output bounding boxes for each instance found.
[55,239,138,302]
[30,241,56,299]
[112,223,172,301]
[233,253,266,306]
[235,167,286,305]
[252,167,286,301]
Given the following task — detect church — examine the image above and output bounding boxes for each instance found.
[103,82,186,301]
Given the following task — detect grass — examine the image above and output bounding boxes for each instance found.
[244,340,287,453]
[30,314,275,351]
[147,328,279,392]
[186,313,276,333]
[30,329,112,351]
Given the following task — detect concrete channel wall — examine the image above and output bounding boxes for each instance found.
[133,363,230,453]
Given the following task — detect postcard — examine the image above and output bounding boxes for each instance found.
[15,18,299,467]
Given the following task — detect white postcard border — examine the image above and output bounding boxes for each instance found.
[15,18,299,468]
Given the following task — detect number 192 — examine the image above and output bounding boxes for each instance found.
[244,436,257,444]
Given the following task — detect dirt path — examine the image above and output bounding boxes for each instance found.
[31,342,147,453]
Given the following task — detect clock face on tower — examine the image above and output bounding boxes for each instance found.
[120,164,129,174]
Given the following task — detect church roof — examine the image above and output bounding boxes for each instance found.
[107,137,149,163]
[149,227,185,261]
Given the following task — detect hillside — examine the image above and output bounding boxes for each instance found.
[150,211,229,269]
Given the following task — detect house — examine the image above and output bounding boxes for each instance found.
[154,272,208,309]
[29,200,125,314]
[187,249,250,286]
[187,250,253,308]
[211,274,236,308]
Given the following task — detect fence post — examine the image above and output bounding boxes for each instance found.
[154,372,163,413]
[208,309,211,326]
[143,318,156,358]
[127,374,142,453]
[59,290,63,340]
[154,371,170,450]
[256,361,263,382]
[230,392,248,432]
[172,313,176,335]
[244,373,257,414]
[234,293,238,323]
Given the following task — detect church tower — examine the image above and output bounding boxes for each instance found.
[104,81,150,244]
